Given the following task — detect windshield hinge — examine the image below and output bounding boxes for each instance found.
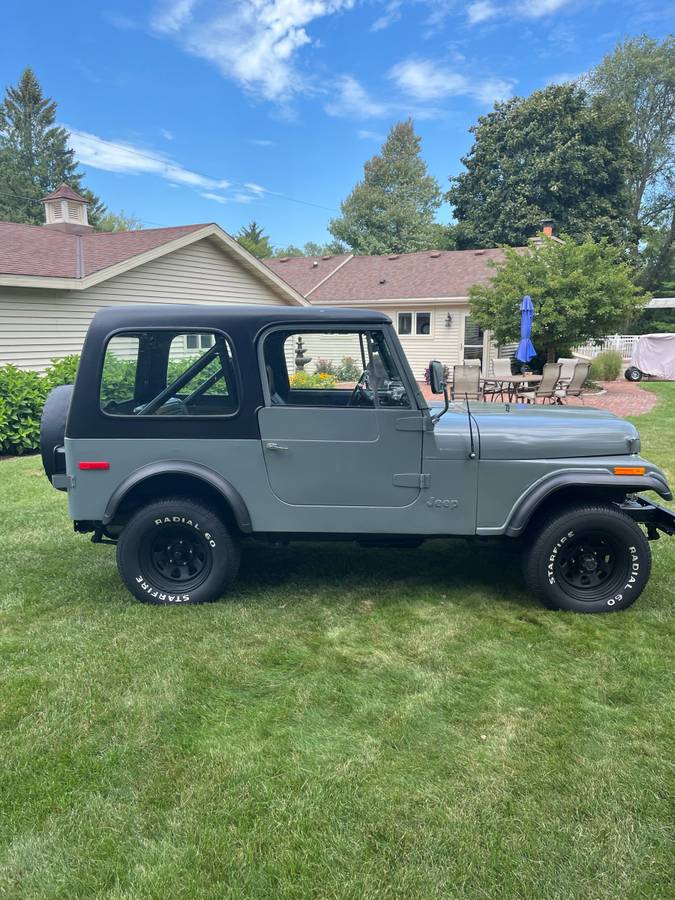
[393,473,430,489]
[396,416,433,432]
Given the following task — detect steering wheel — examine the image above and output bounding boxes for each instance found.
[348,371,371,407]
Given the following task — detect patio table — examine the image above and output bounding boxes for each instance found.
[480,373,542,402]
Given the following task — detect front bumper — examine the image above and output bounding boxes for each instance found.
[619,496,675,538]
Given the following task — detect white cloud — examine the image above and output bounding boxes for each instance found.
[517,0,571,16]
[160,128,174,140]
[233,192,257,203]
[244,182,267,194]
[325,75,390,118]
[389,59,515,105]
[371,1,402,31]
[200,191,228,203]
[357,129,385,140]
[66,126,230,191]
[152,0,355,102]
[249,138,275,146]
[467,1,499,24]
[468,0,573,24]
[546,70,582,85]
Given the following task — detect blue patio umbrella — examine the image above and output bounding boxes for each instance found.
[515,295,536,363]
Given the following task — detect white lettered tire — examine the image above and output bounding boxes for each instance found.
[116,496,240,605]
[523,504,651,613]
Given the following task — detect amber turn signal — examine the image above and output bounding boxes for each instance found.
[613,466,646,476]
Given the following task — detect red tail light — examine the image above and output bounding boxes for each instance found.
[79,461,110,470]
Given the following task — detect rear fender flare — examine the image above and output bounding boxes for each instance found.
[101,461,252,533]
[504,470,672,537]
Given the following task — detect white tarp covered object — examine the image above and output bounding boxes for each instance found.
[630,333,675,379]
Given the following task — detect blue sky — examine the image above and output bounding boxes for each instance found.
[2,1,671,246]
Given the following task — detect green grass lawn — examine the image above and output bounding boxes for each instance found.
[1,385,673,899]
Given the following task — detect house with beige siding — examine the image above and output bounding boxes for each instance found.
[0,185,307,371]
[264,248,511,379]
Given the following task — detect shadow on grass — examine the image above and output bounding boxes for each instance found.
[233,537,535,611]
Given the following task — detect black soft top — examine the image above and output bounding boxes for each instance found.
[88,303,390,337]
[68,304,394,442]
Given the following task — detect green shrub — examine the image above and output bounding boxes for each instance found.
[590,350,623,382]
[289,371,337,388]
[44,354,80,389]
[336,357,361,381]
[0,365,47,454]
[315,358,337,376]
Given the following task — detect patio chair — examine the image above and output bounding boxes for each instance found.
[557,357,579,384]
[452,364,481,401]
[554,360,591,404]
[483,357,512,401]
[516,363,561,404]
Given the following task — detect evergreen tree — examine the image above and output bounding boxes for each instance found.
[329,120,442,254]
[0,68,104,226]
[236,220,274,258]
[446,84,634,248]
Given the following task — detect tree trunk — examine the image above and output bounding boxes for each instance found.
[547,347,556,363]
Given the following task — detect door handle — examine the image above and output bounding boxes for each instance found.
[266,442,288,452]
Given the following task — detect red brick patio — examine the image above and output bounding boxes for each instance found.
[418,379,658,418]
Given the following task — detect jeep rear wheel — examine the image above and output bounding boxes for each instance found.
[523,504,651,613]
[116,497,240,605]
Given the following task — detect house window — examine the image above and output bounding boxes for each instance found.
[185,333,215,351]
[416,312,431,335]
[397,312,431,336]
[397,313,412,335]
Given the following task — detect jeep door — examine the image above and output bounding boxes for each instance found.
[257,326,424,508]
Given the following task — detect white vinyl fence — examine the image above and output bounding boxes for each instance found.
[573,334,638,361]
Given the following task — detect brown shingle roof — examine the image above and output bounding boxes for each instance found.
[41,183,88,203]
[263,254,351,295]
[0,221,209,278]
[264,248,509,302]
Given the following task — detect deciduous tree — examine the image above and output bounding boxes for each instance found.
[586,35,675,291]
[469,237,647,361]
[447,84,634,248]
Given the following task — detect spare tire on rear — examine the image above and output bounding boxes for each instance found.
[40,385,74,480]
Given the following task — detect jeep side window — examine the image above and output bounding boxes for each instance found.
[262,329,410,409]
[100,331,238,417]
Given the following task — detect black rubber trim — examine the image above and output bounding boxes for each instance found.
[101,461,252,533]
[505,471,673,537]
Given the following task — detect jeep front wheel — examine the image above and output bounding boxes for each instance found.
[116,497,240,605]
[523,504,651,613]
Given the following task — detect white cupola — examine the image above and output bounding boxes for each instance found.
[41,184,92,233]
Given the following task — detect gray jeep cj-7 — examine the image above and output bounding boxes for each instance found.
[41,304,674,613]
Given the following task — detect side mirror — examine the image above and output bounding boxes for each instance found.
[428,360,445,394]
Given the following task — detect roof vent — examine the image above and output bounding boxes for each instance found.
[474,249,486,255]
[279,257,290,262]
[430,251,441,258]
[387,254,399,260]
[379,278,386,284]
[321,255,332,260]
[312,260,319,267]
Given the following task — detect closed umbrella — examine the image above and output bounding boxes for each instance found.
[515,295,536,363]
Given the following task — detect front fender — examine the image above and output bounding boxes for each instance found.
[498,469,672,537]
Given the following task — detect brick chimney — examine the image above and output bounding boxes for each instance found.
[41,183,93,234]
[541,218,555,238]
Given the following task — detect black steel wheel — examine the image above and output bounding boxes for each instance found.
[523,504,651,613]
[116,496,240,605]
[625,367,643,382]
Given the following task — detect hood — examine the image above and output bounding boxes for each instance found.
[431,402,640,460]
